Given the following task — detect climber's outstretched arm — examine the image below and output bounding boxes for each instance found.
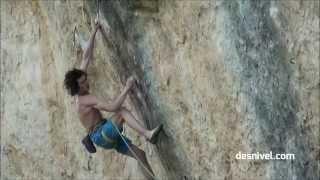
[80,23,101,72]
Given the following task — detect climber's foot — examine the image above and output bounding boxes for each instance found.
[148,124,163,144]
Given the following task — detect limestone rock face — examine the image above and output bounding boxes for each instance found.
[1,0,319,180]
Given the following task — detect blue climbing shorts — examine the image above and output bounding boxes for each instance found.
[89,119,132,155]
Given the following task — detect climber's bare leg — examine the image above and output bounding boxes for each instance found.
[111,107,162,143]
[113,107,154,139]
[124,144,155,178]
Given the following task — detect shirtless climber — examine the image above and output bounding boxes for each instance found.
[64,20,162,177]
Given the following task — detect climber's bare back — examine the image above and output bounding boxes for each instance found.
[76,94,103,132]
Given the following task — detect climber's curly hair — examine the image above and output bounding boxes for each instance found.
[64,68,87,96]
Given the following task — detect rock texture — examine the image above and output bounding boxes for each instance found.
[1,0,319,180]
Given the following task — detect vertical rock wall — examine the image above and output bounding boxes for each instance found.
[1,0,319,180]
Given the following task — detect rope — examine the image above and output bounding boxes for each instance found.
[110,120,157,179]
